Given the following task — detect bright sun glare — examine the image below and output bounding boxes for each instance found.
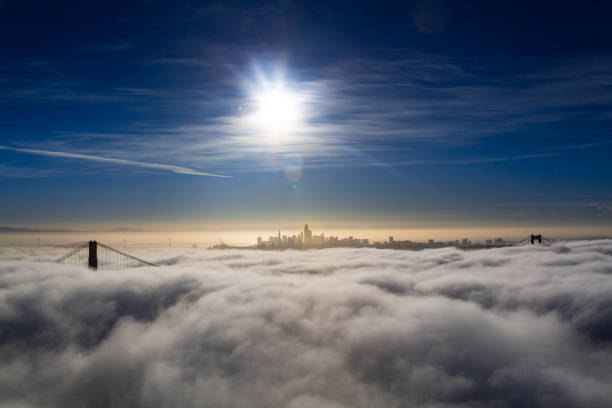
[252,86,302,132]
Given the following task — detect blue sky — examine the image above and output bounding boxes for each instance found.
[1,0,612,230]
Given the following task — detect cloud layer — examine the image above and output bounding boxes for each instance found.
[1,241,612,407]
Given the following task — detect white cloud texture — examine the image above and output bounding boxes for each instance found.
[1,241,612,407]
[0,145,231,178]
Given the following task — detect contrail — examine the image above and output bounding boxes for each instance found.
[0,145,231,178]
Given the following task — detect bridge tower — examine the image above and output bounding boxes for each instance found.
[56,240,157,269]
[88,240,98,269]
[530,234,542,245]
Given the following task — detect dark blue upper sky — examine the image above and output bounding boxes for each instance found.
[1,0,611,230]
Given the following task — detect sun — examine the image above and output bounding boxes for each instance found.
[252,85,303,132]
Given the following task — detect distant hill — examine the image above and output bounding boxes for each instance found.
[0,226,78,233]
[0,226,143,233]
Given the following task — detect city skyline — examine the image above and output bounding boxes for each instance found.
[248,223,529,250]
[1,220,611,249]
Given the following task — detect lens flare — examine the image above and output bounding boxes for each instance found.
[282,152,303,182]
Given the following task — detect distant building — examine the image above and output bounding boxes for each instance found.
[304,224,312,244]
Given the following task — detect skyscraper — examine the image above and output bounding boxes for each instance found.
[304,224,312,244]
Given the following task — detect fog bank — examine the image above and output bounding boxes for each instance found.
[1,241,612,407]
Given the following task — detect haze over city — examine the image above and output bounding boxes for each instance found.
[1,1,612,407]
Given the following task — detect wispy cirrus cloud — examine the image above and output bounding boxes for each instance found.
[103,52,612,172]
[0,145,231,178]
[3,51,611,175]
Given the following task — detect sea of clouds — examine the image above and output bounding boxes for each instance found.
[1,240,612,408]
